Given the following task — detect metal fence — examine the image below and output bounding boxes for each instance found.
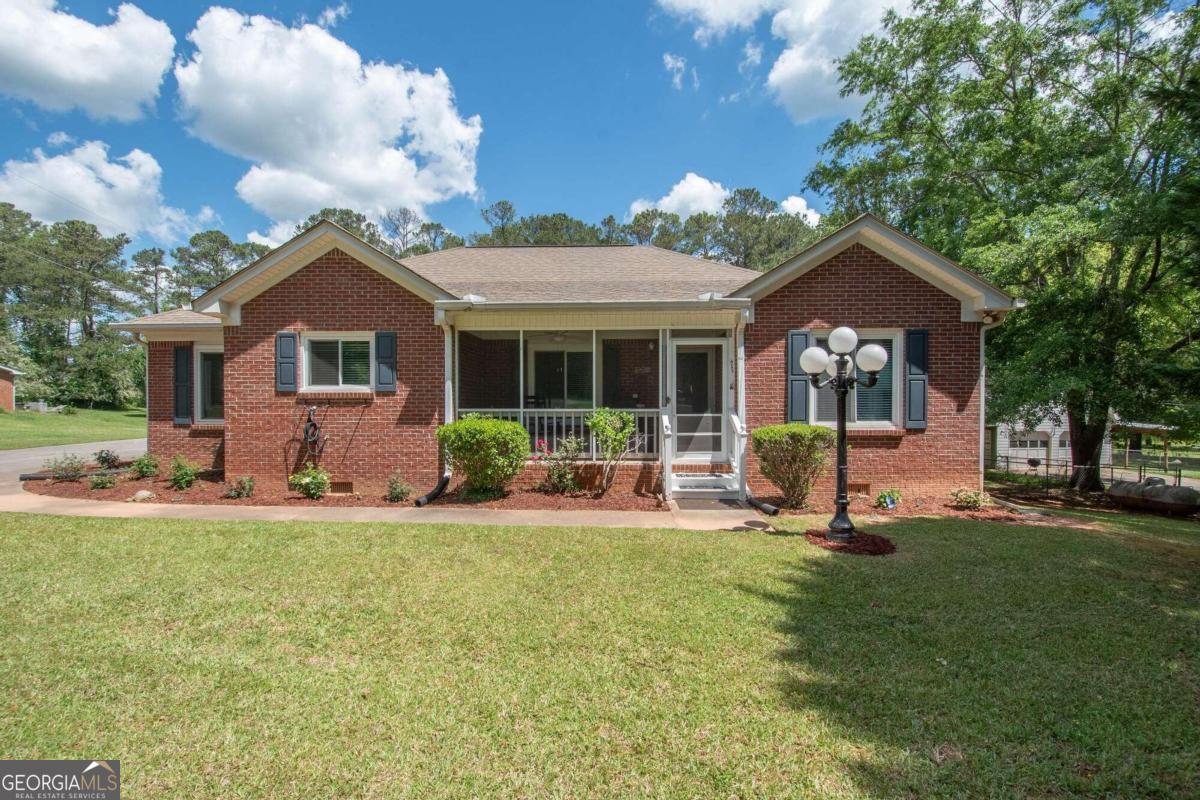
[987,455,1186,491]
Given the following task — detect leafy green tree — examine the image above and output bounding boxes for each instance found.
[479,200,519,244]
[60,331,143,407]
[807,0,1199,488]
[382,207,422,254]
[599,215,627,244]
[295,208,390,252]
[170,231,268,306]
[130,247,168,314]
[625,209,683,250]
[679,212,721,258]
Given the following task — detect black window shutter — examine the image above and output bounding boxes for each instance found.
[905,329,928,429]
[375,331,397,392]
[786,330,811,422]
[276,332,297,392]
[173,345,192,424]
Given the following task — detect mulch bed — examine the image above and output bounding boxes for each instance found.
[762,494,1024,522]
[432,487,665,511]
[24,473,666,511]
[804,529,897,556]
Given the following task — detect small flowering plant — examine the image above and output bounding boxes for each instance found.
[536,436,582,494]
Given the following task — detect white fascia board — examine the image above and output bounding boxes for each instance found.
[732,216,1016,322]
[192,222,454,322]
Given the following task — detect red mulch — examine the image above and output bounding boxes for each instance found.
[24,473,666,511]
[432,487,665,511]
[804,529,897,556]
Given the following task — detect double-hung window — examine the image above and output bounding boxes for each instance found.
[812,333,898,426]
[304,334,373,390]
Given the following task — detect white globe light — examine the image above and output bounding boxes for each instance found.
[826,354,852,376]
[828,326,858,355]
[856,343,888,374]
[798,346,829,376]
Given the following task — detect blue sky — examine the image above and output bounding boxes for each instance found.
[0,0,876,253]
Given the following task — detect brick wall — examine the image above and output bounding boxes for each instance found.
[602,337,659,407]
[744,243,981,502]
[221,249,445,492]
[458,332,519,408]
[0,370,15,412]
[147,342,224,468]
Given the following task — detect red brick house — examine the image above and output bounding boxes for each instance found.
[0,365,19,412]
[115,215,1018,502]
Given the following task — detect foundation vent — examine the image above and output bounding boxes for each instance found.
[329,481,355,495]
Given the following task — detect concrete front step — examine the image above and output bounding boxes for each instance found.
[670,472,739,500]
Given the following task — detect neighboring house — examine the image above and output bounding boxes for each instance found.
[988,415,1114,468]
[114,214,1018,502]
[0,365,20,412]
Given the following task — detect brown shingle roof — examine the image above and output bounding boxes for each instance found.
[111,308,221,328]
[399,245,761,302]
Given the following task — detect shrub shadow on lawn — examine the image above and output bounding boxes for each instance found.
[739,518,1200,797]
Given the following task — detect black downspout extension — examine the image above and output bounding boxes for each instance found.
[414,471,450,507]
[746,495,780,516]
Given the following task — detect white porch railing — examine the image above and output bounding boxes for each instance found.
[729,412,749,500]
[459,408,660,460]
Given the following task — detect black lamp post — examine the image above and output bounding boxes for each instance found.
[798,327,889,541]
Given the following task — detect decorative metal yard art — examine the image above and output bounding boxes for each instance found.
[796,327,890,541]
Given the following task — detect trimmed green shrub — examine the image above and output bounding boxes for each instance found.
[535,436,582,494]
[289,462,331,500]
[58,404,78,415]
[44,454,87,481]
[586,407,638,494]
[750,423,836,508]
[436,414,530,495]
[168,456,201,490]
[227,476,255,499]
[950,488,993,510]
[385,470,413,503]
[93,449,121,469]
[89,474,117,490]
[875,488,902,509]
[128,454,159,479]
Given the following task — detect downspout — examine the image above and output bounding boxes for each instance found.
[416,319,455,506]
[979,317,1002,489]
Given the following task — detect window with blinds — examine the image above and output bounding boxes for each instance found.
[854,338,893,421]
[812,335,896,425]
[306,337,371,389]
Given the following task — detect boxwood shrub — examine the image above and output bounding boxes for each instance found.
[750,423,835,508]
[437,414,530,496]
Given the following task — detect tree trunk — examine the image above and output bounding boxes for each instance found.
[1066,403,1107,492]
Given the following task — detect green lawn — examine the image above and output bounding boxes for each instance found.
[0,407,145,450]
[0,511,1197,798]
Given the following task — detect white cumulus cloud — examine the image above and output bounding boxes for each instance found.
[656,0,903,123]
[781,195,821,225]
[0,0,174,122]
[0,140,212,242]
[630,172,730,219]
[174,7,482,239]
[739,39,763,74]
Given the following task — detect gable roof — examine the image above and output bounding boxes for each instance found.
[189,220,455,323]
[733,214,1019,321]
[400,245,761,302]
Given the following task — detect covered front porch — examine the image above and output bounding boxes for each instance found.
[453,326,750,498]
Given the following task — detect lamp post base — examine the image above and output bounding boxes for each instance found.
[827,507,855,542]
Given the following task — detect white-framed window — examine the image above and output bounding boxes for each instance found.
[1009,432,1049,449]
[302,332,373,390]
[811,331,901,428]
[194,345,224,423]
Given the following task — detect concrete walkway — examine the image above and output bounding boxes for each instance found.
[0,439,768,531]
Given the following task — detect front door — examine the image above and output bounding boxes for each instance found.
[671,340,726,461]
